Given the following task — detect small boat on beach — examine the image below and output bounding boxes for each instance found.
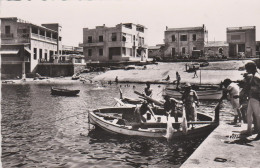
[165,84,223,100]
[51,87,80,96]
[88,106,219,139]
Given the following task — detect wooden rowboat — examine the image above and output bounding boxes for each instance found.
[51,87,80,96]
[165,85,223,100]
[88,107,219,139]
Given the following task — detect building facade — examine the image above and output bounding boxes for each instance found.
[204,41,229,58]
[81,23,148,62]
[226,26,256,57]
[164,25,207,58]
[0,17,61,79]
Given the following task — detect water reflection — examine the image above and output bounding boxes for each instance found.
[1,83,233,168]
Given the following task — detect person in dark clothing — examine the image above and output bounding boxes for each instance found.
[144,82,153,97]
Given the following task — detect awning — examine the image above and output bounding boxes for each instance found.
[24,47,32,54]
[0,49,19,55]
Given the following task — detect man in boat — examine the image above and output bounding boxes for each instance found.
[241,62,260,140]
[163,95,179,122]
[144,82,153,97]
[222,78,243,125]
[181,83,199,121]
[133,101,156,129]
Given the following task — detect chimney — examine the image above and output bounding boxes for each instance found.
[166,26,168,30]
[203,24,205,28]
[103,24,105,27]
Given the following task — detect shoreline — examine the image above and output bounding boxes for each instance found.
[1,60,252,85]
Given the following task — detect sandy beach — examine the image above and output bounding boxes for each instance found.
[92,60,251,85]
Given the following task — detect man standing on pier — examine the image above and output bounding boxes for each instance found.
[242,62,260,140]
[222,78,243,125]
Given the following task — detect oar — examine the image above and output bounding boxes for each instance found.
[134,91,164,106]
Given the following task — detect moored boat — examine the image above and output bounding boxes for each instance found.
[51,87,80,96]
[165,84,222,100]
[88,106,219,139]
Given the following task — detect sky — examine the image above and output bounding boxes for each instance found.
[1,0,260,47]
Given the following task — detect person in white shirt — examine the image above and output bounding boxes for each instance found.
[222,78,242,124]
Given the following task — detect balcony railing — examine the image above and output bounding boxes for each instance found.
[1,38,30,44]
[31,33,57,43]
[1,33,14,39]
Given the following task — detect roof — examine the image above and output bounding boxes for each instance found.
[1,17,58,33]
[148,46,161,50]
[227,26,255,31]
[205,41,228,47]
[166,26,205,32]
[0,49,19,54]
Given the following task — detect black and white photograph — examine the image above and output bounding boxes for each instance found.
[1,0,260,167]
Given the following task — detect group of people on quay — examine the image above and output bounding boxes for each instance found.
[127,61,260,140]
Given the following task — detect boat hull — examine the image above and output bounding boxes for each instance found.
[165,89,222,100]
[88,107,218,139]
[51,88,80,96]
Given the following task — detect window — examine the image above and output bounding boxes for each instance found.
[180,35,187,41]
[122,33,126,42]
[34,48,37,60]
[182,47,186,54]
[172,48,175,56]
[99,35,103,42]
[193,47,197,50]
[88,49,92,56]
[192,34,196,41]
[88,36,93,43]
[112,33,117,41]
[172,35,175,42]
[5,26,10,34]
[45,49,48,60]
[39,49,43,59]
[122,47,126,55]
[99,49,103,56]
[231,35,241,40]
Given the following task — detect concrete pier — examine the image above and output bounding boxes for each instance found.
[181,122,260,168]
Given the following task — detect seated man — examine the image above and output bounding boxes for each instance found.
[133,101,156,129]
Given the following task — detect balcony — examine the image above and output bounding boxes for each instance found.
[31,33,57,44]
[1,38,30,44]
[1,33,14,39]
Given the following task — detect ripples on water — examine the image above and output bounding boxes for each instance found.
[1,82,234,168]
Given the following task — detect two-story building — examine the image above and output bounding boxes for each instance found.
[164,25,207,59]
[81,23,148,62]
[227,26,256,57]
[0,17,62,79]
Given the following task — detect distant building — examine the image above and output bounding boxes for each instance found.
[204,41,229,58]
[81,23,148,62]
[226,26,256,57]
[62,45,83,55]
[148,44,164,59]
[164,25,207,59]
[0,17,62,79]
